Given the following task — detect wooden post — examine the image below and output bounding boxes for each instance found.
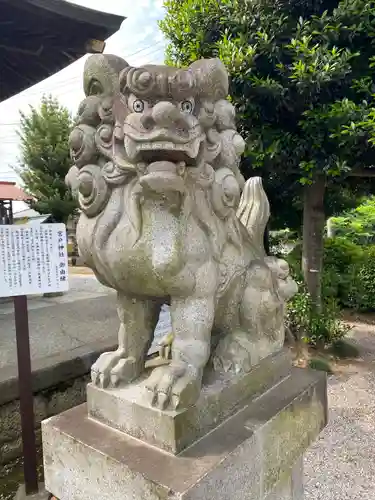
[14,295,39,495]
[302,176,326,310]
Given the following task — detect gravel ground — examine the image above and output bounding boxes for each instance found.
[304,320,375,499]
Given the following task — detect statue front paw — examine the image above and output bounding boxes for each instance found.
[91,350,140,388]
[145,363,202,410]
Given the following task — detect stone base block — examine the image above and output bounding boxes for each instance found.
[43,368,327,500]
[87,349,291,453]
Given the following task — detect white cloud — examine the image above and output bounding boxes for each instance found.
[0,0,166,195]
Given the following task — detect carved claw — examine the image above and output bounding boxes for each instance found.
[155,392,169,410]
[91,369,100,385]
[110,371,121,388]
[110,357,139,387]
[145,364,201,411]
[171,393,180,410]
[212,331,253,375]
[91,350,140,388]
[99,373,107,388]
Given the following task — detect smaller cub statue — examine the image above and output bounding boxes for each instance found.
[66,55,297,411]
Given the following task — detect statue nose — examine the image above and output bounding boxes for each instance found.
[151,101,188,129]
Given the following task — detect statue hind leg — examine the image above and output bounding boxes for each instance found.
[212,174,297,374]
[213,261,287,374]
[91,292,162,388]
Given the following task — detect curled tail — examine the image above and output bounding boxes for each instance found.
[236,177,270,255]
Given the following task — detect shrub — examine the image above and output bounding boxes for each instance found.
[284,235,375,312]
[347,246,375,311]
[329,339,360,359]
[330,197,375,245]
[286,283,350,346]
[323,237,363,272]
[322,237,364,305]
[284,243,303,281]
[285,236,365,307]
[309,357,333,373]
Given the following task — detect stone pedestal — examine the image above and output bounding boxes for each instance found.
[42,352,327,500]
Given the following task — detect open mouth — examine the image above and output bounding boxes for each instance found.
[137,148,191,164]
[124,136,203,166]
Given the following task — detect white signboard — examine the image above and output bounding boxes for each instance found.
[0,224,69,298]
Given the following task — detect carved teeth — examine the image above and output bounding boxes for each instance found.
[134,140,200,159]
[137,142,189,151]
[124,135,204,162]
[177,162,186,175]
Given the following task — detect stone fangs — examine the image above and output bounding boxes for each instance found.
[124,135,203,163]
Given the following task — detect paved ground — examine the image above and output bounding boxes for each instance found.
[304,320,375,499]
[0,273,171,370]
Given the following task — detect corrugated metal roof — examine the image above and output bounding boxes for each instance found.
[15,214,51,225]
[0,182,32,201]
[13,208,40,218]
[13,208,52,224]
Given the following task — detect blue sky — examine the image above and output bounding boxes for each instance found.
[0,0,167,209]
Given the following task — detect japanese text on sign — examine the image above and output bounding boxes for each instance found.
[0,224,69,298]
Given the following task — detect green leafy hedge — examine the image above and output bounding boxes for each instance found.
[286,281,349,346]
[347,246,375,311]
[330,197,375,245]
[286,237,375,312]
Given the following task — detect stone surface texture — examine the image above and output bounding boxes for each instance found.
[42,368,327,500]
[65,54,297,411]
[88,349,291,453]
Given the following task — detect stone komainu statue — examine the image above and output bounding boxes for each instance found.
[66,55,297,411]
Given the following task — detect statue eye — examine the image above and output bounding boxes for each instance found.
[128,94,150,114]
[180,99,194,114]
[133,99,145,113]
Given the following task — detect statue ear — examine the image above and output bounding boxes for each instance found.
[113,94,127,122]
[65,166,80,199]
[189,59,229,100]
[83,54,129,97]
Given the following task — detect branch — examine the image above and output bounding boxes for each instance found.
[348,168,375,178]
[288,168,375,178]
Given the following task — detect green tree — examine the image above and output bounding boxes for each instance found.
[330,196,375,244]
[160,0,375,307]
[18,95,77,223]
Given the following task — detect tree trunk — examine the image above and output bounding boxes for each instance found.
[302,175,326,310]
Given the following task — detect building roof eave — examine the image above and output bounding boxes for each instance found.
[0,0,126,101]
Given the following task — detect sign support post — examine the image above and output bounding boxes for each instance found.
[14,294,39,495]
[0,223,69,497]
